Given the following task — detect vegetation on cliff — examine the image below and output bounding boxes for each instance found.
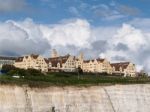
[0,65,149,87]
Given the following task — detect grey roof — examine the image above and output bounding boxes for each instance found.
[0,56,17,60]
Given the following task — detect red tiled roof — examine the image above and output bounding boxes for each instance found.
[30,54,39,59]
[96,58,105,63]
[15,57,24,62]
[44,58,49,64]
[83,58,105,63]
[48,55,70,67]
[15,54,39,62]
[83,60,90,63]
[111,62,130,71]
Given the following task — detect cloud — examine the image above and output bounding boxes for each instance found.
[40,18,91,47]
[128,18,150,30]
[91,40,108,52]
[69,7,80,16]
[112,56,127,61]
[115,43,129,51]
[0,18,92,56]
[101,23,150,73]
[92,4,125,20]
[0,0,27,12]
[90,2,141,21]
[0,18,50,56]
[112,24,146,52]
[0,17,150,74]
[118,5,140,16]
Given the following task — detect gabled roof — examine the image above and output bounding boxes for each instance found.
[83,58,105,63]
[44,58,49,64]
[30,54,39,59]
[15,54,39,62]
[111,62,130,71]
[15,57,24,62]
[48,54,70,67]
[96,58,105,63]
[83,60,90,63]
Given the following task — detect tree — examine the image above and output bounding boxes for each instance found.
[1,64,16,73]
[76,66,83,79]
[26,68,44,76]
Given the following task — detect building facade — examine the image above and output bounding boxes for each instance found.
[48,54,76,72]
[13,50,137,77]
[0,56,16,69]
[14,54,48,72]
[82,58,112,74]
[111,62,136,77]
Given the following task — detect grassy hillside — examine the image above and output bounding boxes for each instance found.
[0,72,150,87]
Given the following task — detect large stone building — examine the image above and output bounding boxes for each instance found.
[14,54,48,72]
[48,54,76,72]
[111,62,136,77]
[82,58,112,74]
[13,49,137,77]
[0,56,16,69]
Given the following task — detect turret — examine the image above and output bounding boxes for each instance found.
[78,52,84,61]
[51,49,59,58]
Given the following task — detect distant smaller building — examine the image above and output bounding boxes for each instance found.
[0,56,16,69]
[111,62,136,77]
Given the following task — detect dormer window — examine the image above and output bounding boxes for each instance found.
[49,62,52,67]
[119,67,122,72]
[57,63,60,68]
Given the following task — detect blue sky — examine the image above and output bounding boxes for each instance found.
[0,0,149,25]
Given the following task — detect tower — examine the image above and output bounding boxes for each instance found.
[51,49,59,58]
[78,52,84,61]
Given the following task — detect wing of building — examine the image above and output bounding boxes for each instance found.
[0,56,17,69]
[14,54,48,72]
[82,58,112,74]
[48,54,76,72]
[13,49,137,77]
[110,62,136,77]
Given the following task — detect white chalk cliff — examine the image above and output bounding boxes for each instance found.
[0,84,150,112]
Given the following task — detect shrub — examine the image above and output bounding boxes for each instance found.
[1,64,16,73]
[26,68,44,76]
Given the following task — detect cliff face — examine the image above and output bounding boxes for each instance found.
[0,84,150,112]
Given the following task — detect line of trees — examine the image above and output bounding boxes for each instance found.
[1,64,44,76]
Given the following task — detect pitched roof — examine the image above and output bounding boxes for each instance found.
[48,55,70,67]
[83,58,105,63]
[83,60,90,63]
[44,58,49,64]
[15,54,39,62]
[15,57,24,62]
[96,58,105,63]
[30,54,39,59]
[111,62,130,71]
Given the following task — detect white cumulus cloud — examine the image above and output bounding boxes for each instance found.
[40,19,91,47]
[0,17,150,74]
[0,19,50,56]
[0,18,92,56]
